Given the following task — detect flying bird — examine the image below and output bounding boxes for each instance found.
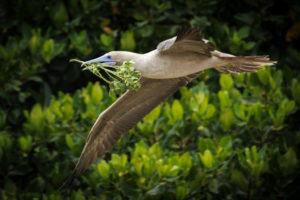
[60,26,276,189]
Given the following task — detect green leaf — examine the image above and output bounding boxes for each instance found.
[71,189,85,200]
[278,148,298,175]
[171,100,184,121]
[179,152,192,176]
[219,108,235,131]
[274,70,283,87]
[292,79,300,104]
[97,161,111,179]
[268,75,276,89]
[231,169,248,191]
[233,103,245,120]
[110,154,128,172]
[149,143,162,158]
[218,90,232,110]
[139,25,154,37]
[208,178,219,193]
[198,137,215,153]
[199,149,214,168]
[256,67,269,85]
[195,92,205,104]
[91,82,103,104]
[24,104,45,134]
[251,145,258,163]
[61,101,74,121]
[143,158,157,178]
[143,104,161,123]
[176,182,187,200]
[203,104,216,119]
[121,30,136,51]
[42,39,55,63]
[18,136,32,152]
[245,147,251,161]
[65,134,75,150]
[245,41,255,50]
[283,100,295,114]
[45,108,55,124]
[219,136,232,151]
[238,26,250,40]
[220,74,233,90]
[100,34,113,47]
[198,95,209,115]
[147,183,166,196]
[252,103,263,122]
[232,32,240,44]
[133,141,148,158]
[29,29,41,54]
[18,137,27,151]
[51,2,69,27]
[69,30,92,55]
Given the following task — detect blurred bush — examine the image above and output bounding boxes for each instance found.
[0,0,300,199]
[1,70,300,199]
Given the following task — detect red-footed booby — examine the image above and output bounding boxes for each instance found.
[60,27,276,189]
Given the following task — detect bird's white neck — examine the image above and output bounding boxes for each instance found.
[112,51,142,63]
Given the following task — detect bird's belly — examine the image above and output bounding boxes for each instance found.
[134,52,221,79]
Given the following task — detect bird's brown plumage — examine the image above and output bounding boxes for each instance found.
[157,26,215,56]
[60,72,202,189]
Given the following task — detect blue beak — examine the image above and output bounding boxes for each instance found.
[81,56,116,66]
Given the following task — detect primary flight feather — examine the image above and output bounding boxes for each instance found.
[60,26,276,189]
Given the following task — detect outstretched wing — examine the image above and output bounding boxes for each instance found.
[156,26,215,56]
[60,72,201,189]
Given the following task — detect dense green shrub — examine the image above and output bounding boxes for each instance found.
[1,0,300,199]
[1,67,300,199]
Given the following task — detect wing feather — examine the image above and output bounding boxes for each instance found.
[60,73,201,189]
[213,54,277,74]
[156,26,215,55]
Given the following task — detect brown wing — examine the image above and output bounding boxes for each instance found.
[60,72,202,189]
[156,26,215,55]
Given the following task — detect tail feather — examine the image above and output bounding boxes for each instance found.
[215,55,276,74]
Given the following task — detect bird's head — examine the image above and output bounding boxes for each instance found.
[81,51,140,66]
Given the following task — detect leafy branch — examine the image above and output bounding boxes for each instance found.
[70,59,141,96]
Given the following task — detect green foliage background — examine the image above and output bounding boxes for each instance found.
[1,0,300,199]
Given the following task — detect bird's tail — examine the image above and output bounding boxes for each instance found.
[215,55,277,74]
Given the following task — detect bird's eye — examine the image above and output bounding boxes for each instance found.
[107,55,112,59]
